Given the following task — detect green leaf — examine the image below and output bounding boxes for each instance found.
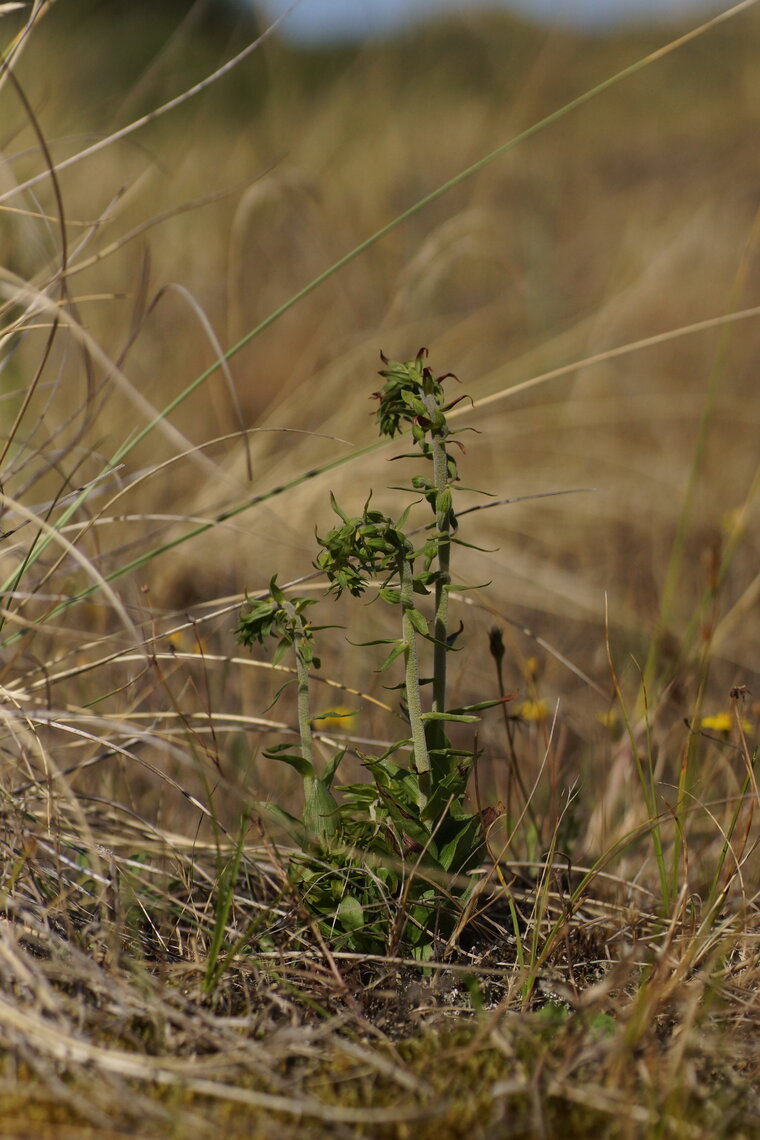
[271,638,294,666]
[379,640,407,672]
[268,574,286,604]
[437,487,453,516]
[447,695,517,714]
[437,816,483,872]
[329,491,350,523]
[406,608,429,637]
[336,895,364,933]
[304,778,339,840]
[261,676,296,714]
[420,711,479,724]
[323,749,346,788]
[350,637,400,651]
[264,745,314,778]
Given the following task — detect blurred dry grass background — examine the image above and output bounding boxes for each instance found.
[1,0,759,843]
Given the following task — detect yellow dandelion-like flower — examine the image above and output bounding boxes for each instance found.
[596,710,619,730]
[700,712,752,734]
[312,706,358,732]
[516,698,549,723]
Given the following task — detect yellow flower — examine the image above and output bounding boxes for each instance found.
[516,699,549,723]
[312,706,358,732]
[700,712,752,734]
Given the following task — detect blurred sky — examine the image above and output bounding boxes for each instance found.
[253,0,733,43]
